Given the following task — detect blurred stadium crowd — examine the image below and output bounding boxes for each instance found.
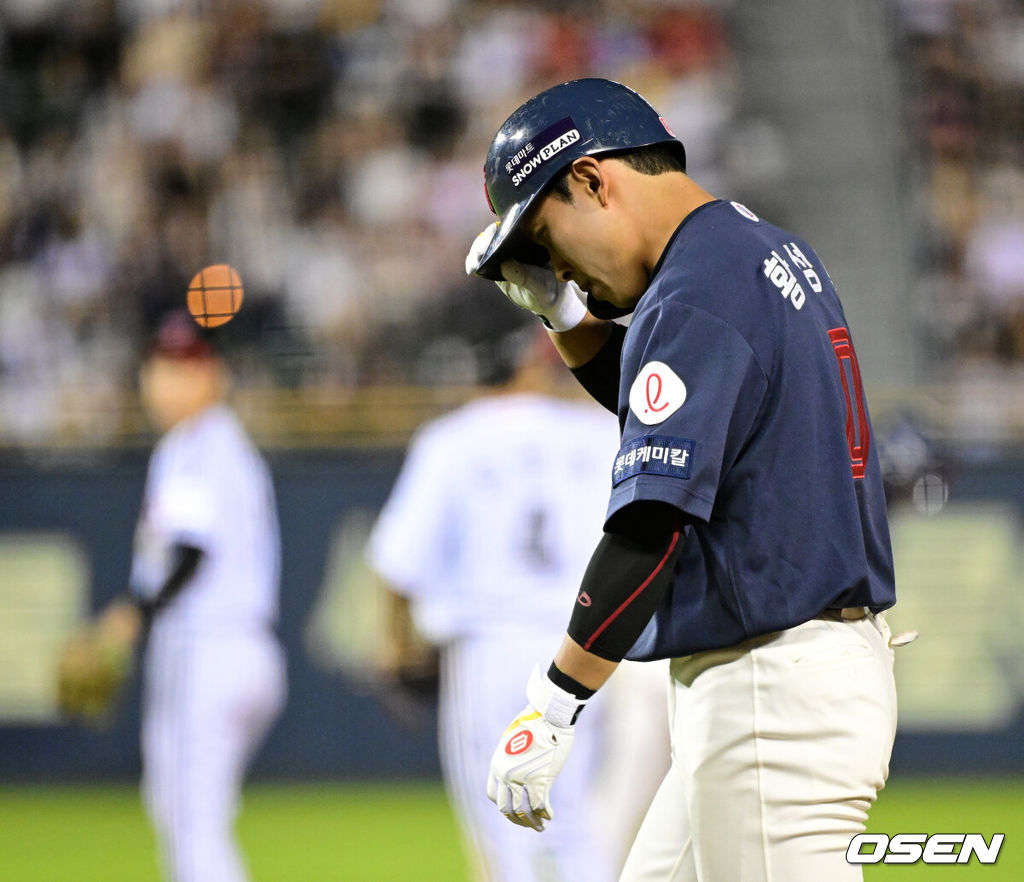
[0,0,1021,445]
[902,0,1024,445]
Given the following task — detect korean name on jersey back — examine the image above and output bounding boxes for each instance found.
[762,241,823,311]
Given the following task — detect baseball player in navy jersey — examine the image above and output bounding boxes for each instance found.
[367,330,669,881]
[464,79,900,881]
[91,312,286,882]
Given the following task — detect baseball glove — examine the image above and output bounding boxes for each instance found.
[56,625,133,722]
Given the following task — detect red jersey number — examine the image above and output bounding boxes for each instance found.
[828,327,870,480]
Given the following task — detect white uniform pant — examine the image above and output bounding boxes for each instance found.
[620,612,897,882]
[440,631,616,882]
[142,629,286,882]
[591,659,672,872]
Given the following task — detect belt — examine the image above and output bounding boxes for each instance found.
[823,606,918,647]
[823,606,870,621]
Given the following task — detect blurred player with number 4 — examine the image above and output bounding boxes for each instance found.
[367,326,669,881]
[65,311,286,882]
[466,79,901,881]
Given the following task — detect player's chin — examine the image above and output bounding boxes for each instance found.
[597,283,642,310]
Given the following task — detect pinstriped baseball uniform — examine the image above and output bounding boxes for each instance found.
[131,403,286,882]
[368,392,661,882]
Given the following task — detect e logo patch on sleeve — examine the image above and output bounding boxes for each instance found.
[612,436,695,486]
[629,362,686,426]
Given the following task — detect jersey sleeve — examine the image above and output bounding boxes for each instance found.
[157,477,217,548]
[366,424,452,597]
[129,451,217,600]
[608,300,768,525]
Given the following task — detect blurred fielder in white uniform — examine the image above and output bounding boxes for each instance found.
[367,329,668,881]
[94,312,286,882]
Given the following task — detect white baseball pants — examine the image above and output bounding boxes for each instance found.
[142,629,286,882]
[620,612,897,882]
[591,659,672,872]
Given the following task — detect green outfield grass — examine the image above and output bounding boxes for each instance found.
[863,778,1023,880]
[0,777,1020,881]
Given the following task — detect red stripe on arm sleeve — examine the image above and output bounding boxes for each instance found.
[568,501,687,662]
[582,528,680,651]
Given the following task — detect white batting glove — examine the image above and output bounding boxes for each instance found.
[486,665,588,831]
[464,221,500,276]
[465,224,588,333]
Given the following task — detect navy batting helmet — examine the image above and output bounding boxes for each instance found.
[474,78,686,281]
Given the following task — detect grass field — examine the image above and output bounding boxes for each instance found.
[0,777,1020,880]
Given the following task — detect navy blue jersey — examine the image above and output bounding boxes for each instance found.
[610,200,895,660]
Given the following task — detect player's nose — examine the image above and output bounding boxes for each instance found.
[550,256,574,284]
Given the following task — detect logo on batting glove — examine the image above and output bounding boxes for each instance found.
[505,729,534,755]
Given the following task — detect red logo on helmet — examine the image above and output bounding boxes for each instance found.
[659,116,676,137]
[577,591,592,607]
[483,167,496,214]
[505,729,534,755]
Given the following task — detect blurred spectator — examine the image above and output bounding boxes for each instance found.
[0,0,742,446]
[900,0,1024,440]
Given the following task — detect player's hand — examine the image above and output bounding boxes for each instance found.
[486,665,588,831]
[56,622,134,723]
[465,224,588,333]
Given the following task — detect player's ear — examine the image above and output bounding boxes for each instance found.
[567,157,607,206]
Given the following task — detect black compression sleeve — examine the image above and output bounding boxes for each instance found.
[135,543,203,625]
[570,323,626,413]
[568,503,684,662]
